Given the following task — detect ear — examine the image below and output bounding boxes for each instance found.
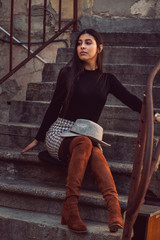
[98,44,103,53]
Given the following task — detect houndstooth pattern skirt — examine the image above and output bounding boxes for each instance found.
[45,117,74,160]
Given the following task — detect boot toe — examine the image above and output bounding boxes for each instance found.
[109,222,123,232]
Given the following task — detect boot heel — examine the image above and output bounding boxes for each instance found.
[61,216,66,225]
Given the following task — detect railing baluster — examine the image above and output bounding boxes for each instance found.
[59,0,62,31]
[28,0,32,56]
[0,21,74,85]
[0,0,78,84]
[43,0,47,43]
[10,0,14,71]
[73,0,78,32]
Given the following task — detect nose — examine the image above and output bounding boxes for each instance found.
[80,42,85,49]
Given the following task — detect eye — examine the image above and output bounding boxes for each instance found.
[86,40,92,45]
[77,41,82,46]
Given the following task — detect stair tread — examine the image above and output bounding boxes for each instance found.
[0,177,159,216]
[0,148,133,173]
[9,99,160,109]
[60,46,160,50]
[0,206,123,239]
[1,120,160,139]
[28,82,160,87]
[1,121,159,140]
[0,177,128,207]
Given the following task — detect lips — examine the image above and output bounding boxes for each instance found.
[80,51,87,55]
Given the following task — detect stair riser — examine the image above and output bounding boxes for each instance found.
[42,63,160,85]
[0,158,131,195]
[71,32,160,47]
[0,134,44,151]
[0,123,138,162]
[56,47,160,65]
[8,102,160,134]
[26,82,160,109]
[99,109,160,133]
[0,211,122,240]
[0,191,111,224]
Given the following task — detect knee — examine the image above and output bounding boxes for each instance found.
[69,135,93,154]
[91,146,102,158]
[90,146,108,167]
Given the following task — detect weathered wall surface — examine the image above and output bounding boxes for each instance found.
[93,0,160,18]
[78,0,160,32]
[1,0,160,122]
[0,0,70,122]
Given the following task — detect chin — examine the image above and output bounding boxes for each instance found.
[79,56,88,61]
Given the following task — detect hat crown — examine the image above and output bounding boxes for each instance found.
[71,119,103,141]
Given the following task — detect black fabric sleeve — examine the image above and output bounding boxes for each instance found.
[108,73,142,113]
[35,68,67,142]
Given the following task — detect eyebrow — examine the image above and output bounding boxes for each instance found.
[78,38,93,42]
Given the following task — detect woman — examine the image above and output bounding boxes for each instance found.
[21,29,160,233]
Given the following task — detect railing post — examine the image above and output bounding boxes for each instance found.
[73,0,78,32]
[43,0,47,43]
[28,0,32,56]
[10,0,14,71]
[59,0,62,31]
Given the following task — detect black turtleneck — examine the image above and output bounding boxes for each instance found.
[35,67,142,142]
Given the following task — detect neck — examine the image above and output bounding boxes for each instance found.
[83,62,97,71]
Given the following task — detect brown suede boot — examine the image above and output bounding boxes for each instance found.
[61,136,93,233]
[89,146,124,232]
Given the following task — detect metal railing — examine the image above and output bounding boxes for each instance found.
[0,0,78,85]
[122,60,160,240]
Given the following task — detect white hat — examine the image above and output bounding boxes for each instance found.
[60,119,111,147]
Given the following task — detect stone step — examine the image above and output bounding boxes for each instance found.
[0,206,123,240]
[71,32,160,47]
[0,148,160,203]
[0,124,139,163]
[26,82,160,109]
[56,46,160,65]
[1,122,159,176]
[0,122,44,152]
[0,149,133,195]
[8,100,160,134]
[42,63,160,85]
[79,17,160,35]
[0,177,127,224]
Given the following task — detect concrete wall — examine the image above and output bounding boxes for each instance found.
[0,0,160,122]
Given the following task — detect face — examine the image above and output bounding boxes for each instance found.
[77,33,99,67]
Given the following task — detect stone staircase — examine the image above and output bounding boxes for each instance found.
[0,31,160,240]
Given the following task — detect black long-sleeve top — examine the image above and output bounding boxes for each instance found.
[36,68,142,142]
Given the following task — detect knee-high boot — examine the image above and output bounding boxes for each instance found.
[89,146,124,232]
[61,136,93,233]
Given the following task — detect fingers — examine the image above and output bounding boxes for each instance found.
[21,139,38,154]
[157,116,160,123]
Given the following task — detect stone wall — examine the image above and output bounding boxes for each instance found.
[93,0,160,18]
[0,0,160,122]
[0,0,72,122]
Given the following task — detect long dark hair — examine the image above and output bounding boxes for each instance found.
[63,29,104,116]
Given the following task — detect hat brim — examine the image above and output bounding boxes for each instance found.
[60,131,111,147]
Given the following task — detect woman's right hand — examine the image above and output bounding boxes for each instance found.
[21,139,39,154]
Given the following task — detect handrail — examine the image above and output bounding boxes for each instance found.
[0,26,47,64]
[0,0,78,85]
[122,60,160,240]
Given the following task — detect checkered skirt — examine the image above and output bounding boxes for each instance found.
[45,117,74,160]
